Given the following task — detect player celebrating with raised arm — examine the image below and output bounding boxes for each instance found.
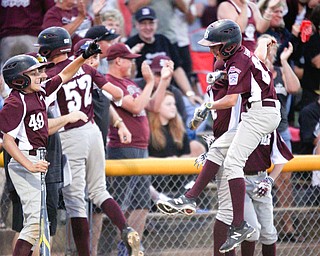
[0,44,100,255]
[158,19,281,253]
[35,27,142,256]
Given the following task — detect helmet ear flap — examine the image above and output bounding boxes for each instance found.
[39,47,51,58]
[221,43,239,56]
[11,75,30,90]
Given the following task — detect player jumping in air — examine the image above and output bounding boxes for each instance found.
[157,19,281,253]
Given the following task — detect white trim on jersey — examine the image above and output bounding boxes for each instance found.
[270,130,289,165]
[7,93,33,150]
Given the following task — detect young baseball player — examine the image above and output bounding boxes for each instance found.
[35,27,143,256]
[0,44,98,255]
[213,129,293,256]
[157,19,281,252]
[73,38,133,256]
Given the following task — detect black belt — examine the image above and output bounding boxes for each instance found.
[245,171,266,176]
[28,149,37,156]
[262,101,276,107]
[247,100,276,109]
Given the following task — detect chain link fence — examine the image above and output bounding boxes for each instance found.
[0,168,319,256]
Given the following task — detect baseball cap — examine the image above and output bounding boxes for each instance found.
[150,55,171,73]
[73,38,94,57]
[106,43,141,61]
[85,25,119,41]
[135,7,156,22]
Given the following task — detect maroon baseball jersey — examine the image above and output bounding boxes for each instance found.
[207,60,241,139]
[244,130,293,173]
[228,1,257,52]
[0,0,54,38]
[106,74,150,149]
[0,76,62,150]
[45,60,107,130]
[226,46,278,108]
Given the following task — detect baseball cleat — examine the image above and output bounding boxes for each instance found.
[156,195,197,216]
[121,227,144,256]
[219,221,255,253]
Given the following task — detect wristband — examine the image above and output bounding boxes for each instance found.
[266,176,274,187]
[113,118,123,128]
[186,90,196,97]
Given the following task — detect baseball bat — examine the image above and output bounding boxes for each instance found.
[38,147,51,256]
[188,102,213,130]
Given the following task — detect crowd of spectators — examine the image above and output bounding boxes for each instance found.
[0,0,319,255]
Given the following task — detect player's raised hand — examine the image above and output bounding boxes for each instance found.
[82,41,102,59]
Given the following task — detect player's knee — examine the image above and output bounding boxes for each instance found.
[19,223,40,245]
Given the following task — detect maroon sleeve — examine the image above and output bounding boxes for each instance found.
[0,93,24,134]
[44,75,63,96]
[88,66,108,88]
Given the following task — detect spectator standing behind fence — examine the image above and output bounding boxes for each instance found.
[148,91,201,203]
[0,48,92,255]
[217,0,280,52]
[299,95,320,206]
[42,0,105,54]
[283,0,316,32]
[85,25,121,76]
[172,1,197,82]
[299,95,320,155]
[105,43,174,254]
[294,4,320,108]
[100,8,127,41]
[126,6,202,105]
[148,55,206,157]
[36,27,142,256]
[261,0,297,66]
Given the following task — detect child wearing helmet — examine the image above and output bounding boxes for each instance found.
[157,19,281,253]
[0,42,100,255]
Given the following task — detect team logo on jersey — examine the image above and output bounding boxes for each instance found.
[229,66,241,74]
[228,73,239,85]
[228,66,241,85]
